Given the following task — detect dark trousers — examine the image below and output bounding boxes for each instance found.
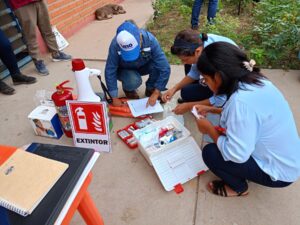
[181,83,213,102]
[191,0,218,26]
[202,143,292,193]
[0,29,20,76]
[181,64,213,102]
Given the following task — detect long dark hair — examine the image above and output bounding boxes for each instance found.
[197,42,266,98]
[171,29,208,56]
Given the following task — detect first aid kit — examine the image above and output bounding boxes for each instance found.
[133,116,208,193]
[116,116,155,149]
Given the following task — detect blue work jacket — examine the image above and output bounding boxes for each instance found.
[104,29,170,97]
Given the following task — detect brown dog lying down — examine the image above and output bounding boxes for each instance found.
[95,4,126,20]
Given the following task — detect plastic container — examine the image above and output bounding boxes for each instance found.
[133,116,190,165]
[133,116,208,192]
[116,116,155,149]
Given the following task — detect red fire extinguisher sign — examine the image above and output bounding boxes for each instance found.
[67,101,111,152]
[69,103,106,134]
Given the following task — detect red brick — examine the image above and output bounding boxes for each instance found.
[47,0,121,34]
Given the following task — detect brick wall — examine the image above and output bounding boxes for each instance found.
[46,0,121,38]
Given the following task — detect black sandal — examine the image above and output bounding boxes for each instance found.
[208,180,248,197]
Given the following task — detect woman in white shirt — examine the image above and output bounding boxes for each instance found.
[194,42,300,197]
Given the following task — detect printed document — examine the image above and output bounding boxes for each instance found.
[127,98,164,117]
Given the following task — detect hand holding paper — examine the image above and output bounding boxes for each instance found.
[191,106,204,120]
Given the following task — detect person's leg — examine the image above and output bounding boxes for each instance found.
[37,0,71,61]
[14,4,39,60]
[181,83,213,102]
[36,0,58,53]
[191,0,203,29]
[207,0,218,23]
[139,63,167,97]
[117,69,142,98]
[15,3,49,75]
[142,65,158,90]
[0,30,36,92]
[0,29,20,75]
[202,143,292,194]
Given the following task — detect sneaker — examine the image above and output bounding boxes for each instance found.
[12,73,37,85]
[0,81,15,95]
[207,18,216,26]
[34,60,49,75]
[52,51,72,62]
[124,90,140,99]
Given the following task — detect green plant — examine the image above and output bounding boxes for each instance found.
[249,48,265,65]
[201,14,240,43]
[152,0,180,19]
[180,0,194,7]
[148,0,300,68]
[222,0,252,15]
[251,0,300,68]
[179,5,192,17]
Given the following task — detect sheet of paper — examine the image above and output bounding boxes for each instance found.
[191,106,204,120]
[127,98,164,117]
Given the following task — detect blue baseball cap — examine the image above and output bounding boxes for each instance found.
[116,21,140,62]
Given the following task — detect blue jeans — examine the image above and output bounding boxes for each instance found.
[0,29,20,76]
[202,143,292,193]
[191,0,218,26]
[117,63,161,92]
[181,83,213,102]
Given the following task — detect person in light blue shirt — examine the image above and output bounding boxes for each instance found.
[161,29,236,115]
[105,20,170,107]
[194,42,300,197]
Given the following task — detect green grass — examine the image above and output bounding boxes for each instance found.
[147,0,300,69]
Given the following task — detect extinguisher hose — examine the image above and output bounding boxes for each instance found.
[97,76,113,104]
[56,80,73,93]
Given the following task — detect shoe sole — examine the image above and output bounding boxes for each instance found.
[36,70,49,76]
[52,58,72,62]
[13,80,37,85]
[0,90,15,95]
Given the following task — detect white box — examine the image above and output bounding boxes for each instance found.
[28,105,63,139]
[133,116,208,192]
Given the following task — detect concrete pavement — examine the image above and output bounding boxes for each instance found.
[1,0,300,224]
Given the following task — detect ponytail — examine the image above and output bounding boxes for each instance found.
[200,33,208,42]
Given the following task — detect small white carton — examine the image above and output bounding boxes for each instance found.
[28,105,63,139]
[133,116,208,192]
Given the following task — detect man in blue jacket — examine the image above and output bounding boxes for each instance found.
[105,21,170,106]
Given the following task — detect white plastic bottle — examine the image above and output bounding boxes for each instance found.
[163,98,184,125]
